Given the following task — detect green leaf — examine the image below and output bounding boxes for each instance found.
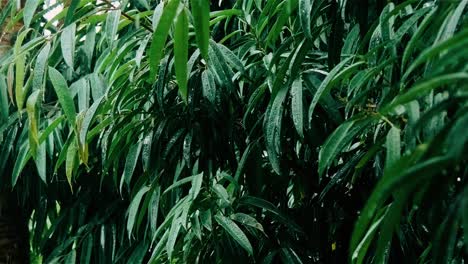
[384,73,468,112]
[191,213,202,240]
[152,2,164,30]
[385,127,400,169]
[239,196,301,232]
[266,0,299,45]
[342,24,360,56]
[80,235,93,264]
[190,172,203,200]
[309,59,365,119]
[127,185,150,236]
[123,141,142,186]
[32,43,50,93]
[462,188,468,253]
[65,249,76,264]
[191,0,210,61]
[201,69,216,103]
[208,40,234,89]
[79,96,103,145]
[163,175,195,195]
[149,0,181,79]
[280,247,303,264]
[290,77,303,138]
[318,116,375,176]
[135,36,150,68]
[26,90,40,157]
[231,213,265,233]
[0,75,8,121]
[23,0,40,28]
[61,23,76,68]
[128,242,148,264]
[401,8,437,69]
[174,8,189,102]
[15,53,26,111]
[106,10,121,46]
[200,209,212,231]
[266,84,289,174]
[213,184,230,206]
[350,154,450,258]
[402,28,468,82]
[64,0,80,26]
[216,43,245,73]
[166,216,182,259]
[148,230,169,263]
[445,112,468,159]
[137,0,151,10]
[215,214,253,255]
[149,186,161,235]
[351,208,387,263]
[38,115,65,143]
[298,0,313,39]
[234,143,253,181]
[48,67,77,127]
[12,144,31,187]
[438,0,468,41]
[36,167,52,199]
[65,140,77,191]
[12,31,31,110]
[54,136,73,174]
[84,26,96,67]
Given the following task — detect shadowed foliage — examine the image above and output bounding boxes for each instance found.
[0,0,467,263]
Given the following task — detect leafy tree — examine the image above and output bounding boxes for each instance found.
[0,0,467,263]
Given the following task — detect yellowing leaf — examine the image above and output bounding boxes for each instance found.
[26,90,40,157]
[66,140,77,192]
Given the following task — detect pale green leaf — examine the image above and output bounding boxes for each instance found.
[123,141,143,186]
[48,67,77,127]
[190,172,203,200]
[290,77,303,138]
[385,127,401,169]
[106,10,121,46]
[166,217,182,259]
[32,43,50,93]
[23,0,40,28]
[61,23,76,68]
[231,213,265,233]
[215,214,253,255]
[65,140,77,191]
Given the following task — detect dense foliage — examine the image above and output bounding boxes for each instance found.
[0,0,467,263]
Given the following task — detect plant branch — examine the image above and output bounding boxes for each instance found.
[102,0,154,33]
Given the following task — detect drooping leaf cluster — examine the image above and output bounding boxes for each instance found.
[0,0,467,263]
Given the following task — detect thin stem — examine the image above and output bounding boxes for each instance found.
[102,0,154,33]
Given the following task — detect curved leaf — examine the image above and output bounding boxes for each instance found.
[215,214,253,255]
[48,67,77,127]
[191,0,210,61]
